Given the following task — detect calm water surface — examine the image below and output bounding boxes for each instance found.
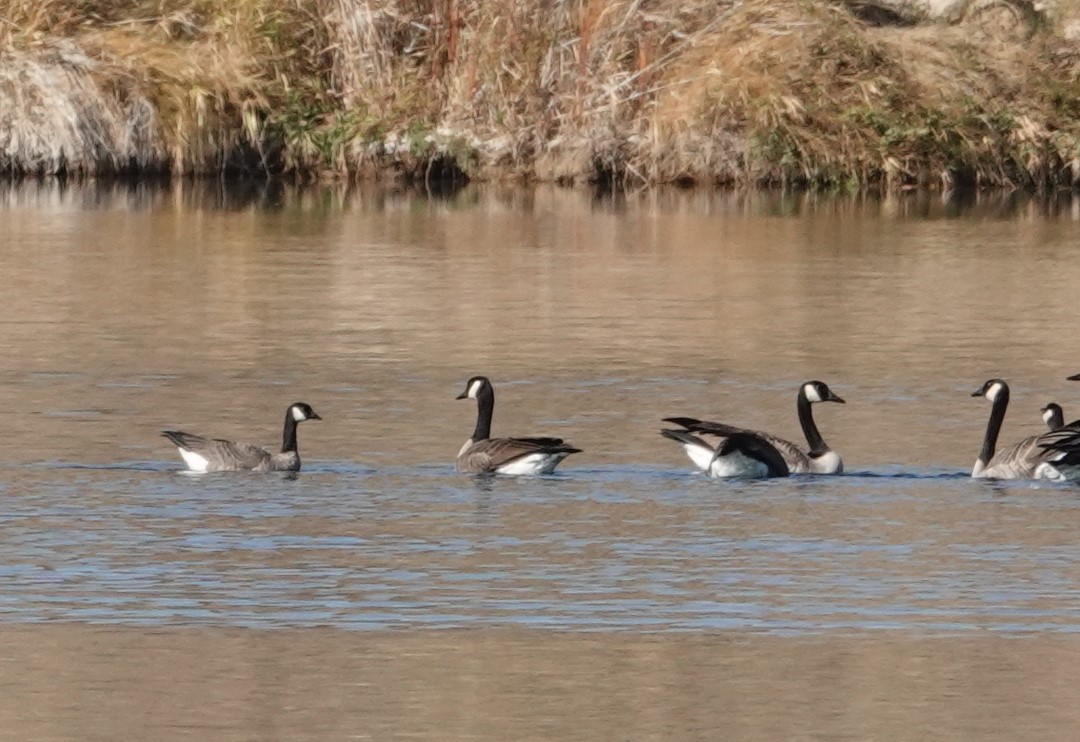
[2,182,1080,739]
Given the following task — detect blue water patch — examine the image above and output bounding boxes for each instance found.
[1,463,1079,634]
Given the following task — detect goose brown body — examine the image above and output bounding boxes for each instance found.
[162,402,321,472]
[455,376,581,475]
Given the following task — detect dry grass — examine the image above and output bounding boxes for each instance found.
[0,0,315,175]
[651,0,1080,188]
[1,0,1080,187]
[0,42,161,175]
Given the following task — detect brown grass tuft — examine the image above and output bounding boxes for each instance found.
[2,0,1080,187]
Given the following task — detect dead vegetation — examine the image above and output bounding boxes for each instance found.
[1,0,1079,188]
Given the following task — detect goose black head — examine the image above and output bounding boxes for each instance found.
[802,380,845,404]
[289,402,322,422]
[456,376,492,401]
[972,379,1008,402]
[1042,403,1064,430]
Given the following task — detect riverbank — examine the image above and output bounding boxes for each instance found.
[2,0,1079,189]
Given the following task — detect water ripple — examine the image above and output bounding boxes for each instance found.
[0,464,1079,634]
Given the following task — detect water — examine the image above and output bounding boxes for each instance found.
[3,181,1080,739]
[4,464,1080,633]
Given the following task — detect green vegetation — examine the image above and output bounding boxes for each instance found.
[1,0,1080,189]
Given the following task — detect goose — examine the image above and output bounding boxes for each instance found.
[455,376,581,474]
[1042,372,1080,431]
[662,380,846,475]
[1045,373,1080,432]
[660,427,790,479]
[971,379,1080,481]
[162,402,321,472]
[1042,403,1066,431]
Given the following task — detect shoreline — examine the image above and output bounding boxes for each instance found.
[2,0,1080,190]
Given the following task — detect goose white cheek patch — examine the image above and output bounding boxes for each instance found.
[986,382,1003,402]
[803,384,823,403]
[292,406,307,422]
[468,379,483,399]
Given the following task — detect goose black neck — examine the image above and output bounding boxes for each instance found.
[979,388,1009,466]
[282,411,299,453]
[472,386,494,441]
[797,393,828,454]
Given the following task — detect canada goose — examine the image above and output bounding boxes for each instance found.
[455,376,581,474]
[660,427,790,479]
[1042,372,1080,431]
[1043,403,1066,431]
[971,380,1080,481]
[162,402,321,472]
[663,380,846,475]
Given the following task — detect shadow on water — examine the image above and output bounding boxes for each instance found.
[5,178,1080,220]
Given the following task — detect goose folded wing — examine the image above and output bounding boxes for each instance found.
[662,417,741,436]
[1039,428,1080,451]
[753,432,811,464]
[462,437,578,472]
[716,432,790,477]
[162,431,273,471]
[508,435,580,450]
[162,430,208,450]
[661,418,743,446]
[211,439,273,469]
[663,417,806,466]
[1039,429,1080,464]
[660,428,712,449]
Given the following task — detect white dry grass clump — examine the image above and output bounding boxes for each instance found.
[0,41,165,175]
[0,0,273,177]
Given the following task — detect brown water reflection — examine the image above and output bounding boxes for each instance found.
[4,182,1080,739]
[3,181,1080,472]
[3,627,1080,741]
